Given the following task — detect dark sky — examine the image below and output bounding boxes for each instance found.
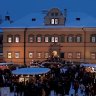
[0,0,96,20]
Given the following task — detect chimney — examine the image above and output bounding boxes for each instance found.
[64,9,67,25]
[64,9,67,18]
[5,11,10,21]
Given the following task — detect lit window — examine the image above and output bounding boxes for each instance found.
[45,37,49,42]
[45,52,49,58]
[68,53,73,59]
[51,19,55,24]
[15,52,20,58]
[76,36,81,42]
[67,36,74,42]
[91,53,96,59]
[37,36,42,42]
[55,37,58,42]
[76,52,81,59]
[51,19,58,24]
[90,34,96,43]
[15,36,20,43]
[37,53,42,58]
[51,36,58,42]
[8,52,12,58]
[51,37,55,42]
[55,19,58,24]
[29,52,33,58]
[91,37,96,42]
[29,36,34,42]
[8,36,13,43]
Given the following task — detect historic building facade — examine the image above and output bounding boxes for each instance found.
[2,8,96,65]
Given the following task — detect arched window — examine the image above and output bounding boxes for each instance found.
[51,35,59,42]
[44,35,50,42]
[75,35,82,42]
[36,34,42,42]
[44,8,65,25]
[60,35,65,43]
[90,34,96,42]
[67,35,74,42]
[28,35,34,42]
[7,35,13,43]
[15,35,20,43]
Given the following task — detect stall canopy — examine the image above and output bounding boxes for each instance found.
[0,62,13,66]
[12,67,51,75]
[80,64,96,67]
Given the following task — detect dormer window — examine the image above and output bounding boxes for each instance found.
[51,18,58,25]
[44,8,65,25]
[51,13,54,16]
[55,13,58,16]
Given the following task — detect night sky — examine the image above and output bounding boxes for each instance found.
[0,0,96,20]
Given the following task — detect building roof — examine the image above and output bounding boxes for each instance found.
[0,9,96,28]
[0,29,3,32]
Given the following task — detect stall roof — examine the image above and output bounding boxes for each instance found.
[80,64,96,67]
[0,62,13,66]
[12,67,50,75]
[1,11,96,28]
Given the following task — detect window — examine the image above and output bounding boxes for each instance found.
[7,52,12,58]
[68,53,73,59]
[60,35,65,42]
[55,37,58,42]
[44,8,64,25]
[90,34,96,42]
[51,13,54,16]
[28,35,34,42]
[45,36,49,42]
[15,52,20,58]
[15,35,20,43]
[91,53,96,59]
[45,52,49,58]
[37,52,42,58]
[76,36,82,42]
[29,52,33,58]
[55,13,58,16]
[67,36,74,42]
[91,37,96,42]
[51,18,58,24]
[51,36,58,42]
[37,36,42,42]
[7,35,13,43]
[76,52,81,59]
[51,19,55,24]
[55,19,58,24]
[51,37,55,42]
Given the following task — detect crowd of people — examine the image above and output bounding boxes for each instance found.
[0,62,96,96]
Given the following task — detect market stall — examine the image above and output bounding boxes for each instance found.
[80,63,96,73]
[12,67,51,83]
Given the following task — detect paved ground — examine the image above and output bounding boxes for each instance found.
[0,84,85,96]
